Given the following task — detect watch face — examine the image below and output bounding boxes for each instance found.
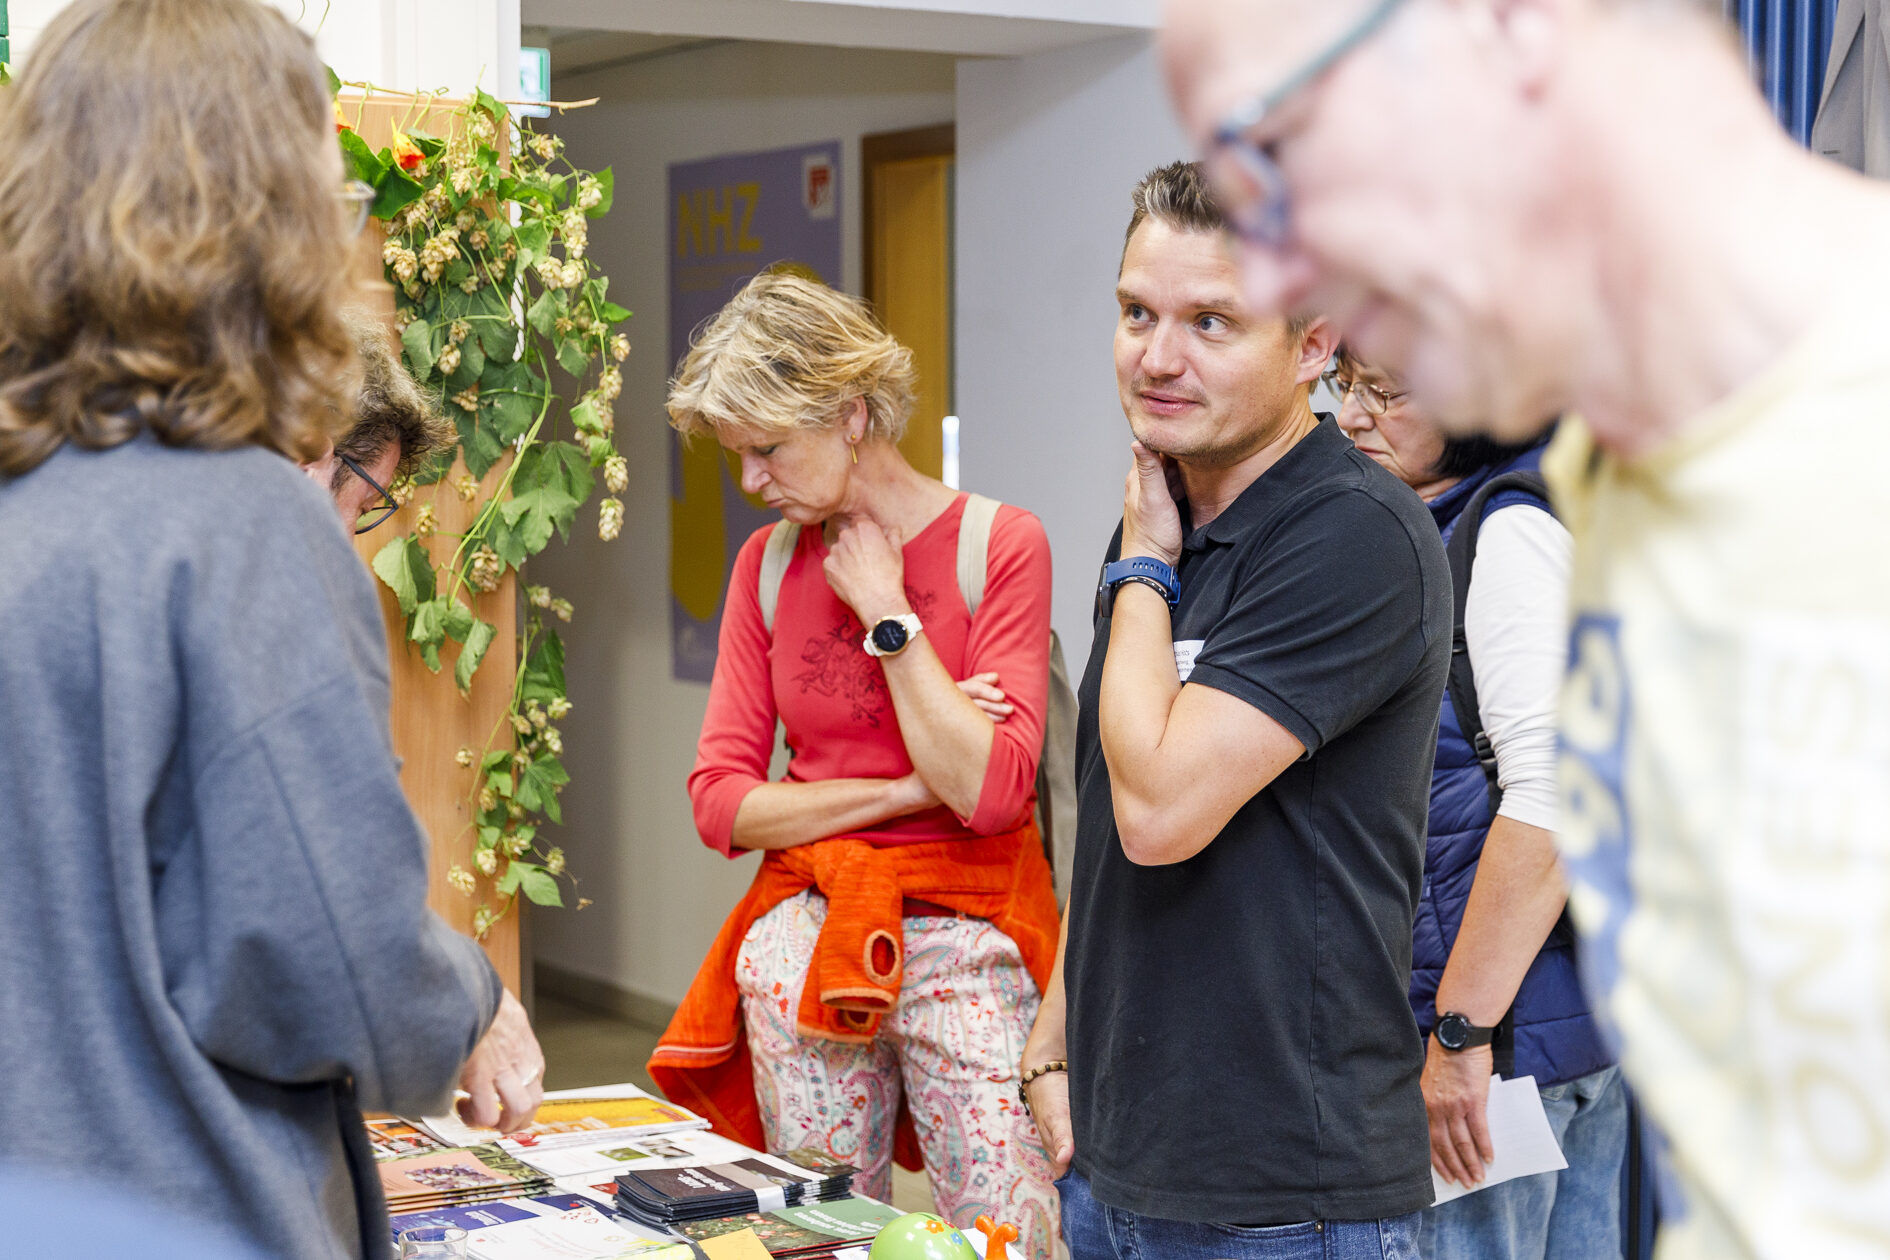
[1436,1013,1468,1051]
[871,618,910,654]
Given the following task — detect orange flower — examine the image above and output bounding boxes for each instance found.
[391,130,424,172]
[333,100,351,133]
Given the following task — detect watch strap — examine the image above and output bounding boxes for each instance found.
[1100,555,1179,608]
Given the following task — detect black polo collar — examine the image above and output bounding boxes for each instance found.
[1181,413,1345,553]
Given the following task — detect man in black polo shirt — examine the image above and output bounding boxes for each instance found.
[1021,161,1449,1258]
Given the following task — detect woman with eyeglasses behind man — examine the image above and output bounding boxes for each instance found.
[0,3,535,1256]
[1329,347,1623,1260]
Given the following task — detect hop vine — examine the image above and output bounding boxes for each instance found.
[337,84,626,936]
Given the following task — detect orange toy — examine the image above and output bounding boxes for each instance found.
[974,1216,1020,1260]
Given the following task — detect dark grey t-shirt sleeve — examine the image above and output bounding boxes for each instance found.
[1186,487,1436,754]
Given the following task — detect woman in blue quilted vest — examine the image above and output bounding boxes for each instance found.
[1331,347,1624,1260]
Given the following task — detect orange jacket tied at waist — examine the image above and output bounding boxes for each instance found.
[649,826,1059,1171]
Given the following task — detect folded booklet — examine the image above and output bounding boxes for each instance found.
[419,1086,709,1154]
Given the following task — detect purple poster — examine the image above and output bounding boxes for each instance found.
[668,141,843,683]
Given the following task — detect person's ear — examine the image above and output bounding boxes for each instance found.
[1293,318,1338,386]
[845,396,870,445]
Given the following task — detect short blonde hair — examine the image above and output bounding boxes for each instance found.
[667,271,915,443]
[0,0,356,477]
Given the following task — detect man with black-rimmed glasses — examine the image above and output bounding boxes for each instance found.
[302,314,456,533]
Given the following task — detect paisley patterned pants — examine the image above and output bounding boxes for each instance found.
[736,889,1059,1258]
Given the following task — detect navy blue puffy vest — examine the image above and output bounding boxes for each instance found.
[1409,449,1612,1087]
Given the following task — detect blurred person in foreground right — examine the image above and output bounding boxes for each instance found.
[0,2,539,1258]
[1163,1,1890,1257]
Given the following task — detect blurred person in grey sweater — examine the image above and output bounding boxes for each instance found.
[0,2,540,1257]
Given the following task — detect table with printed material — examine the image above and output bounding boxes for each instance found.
[367,1082,998,1260]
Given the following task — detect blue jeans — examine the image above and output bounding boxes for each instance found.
[1419,1065,1627,1260]
[1058,1168,1421,1260]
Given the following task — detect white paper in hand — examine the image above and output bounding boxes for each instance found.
[1430,1075,1569,1206]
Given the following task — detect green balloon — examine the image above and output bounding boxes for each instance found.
[866,1212,981,1260]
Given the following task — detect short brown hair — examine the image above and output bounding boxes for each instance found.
[0,0,357,478]
[334,315,457,486]
[668,271,916,444]
[1124,160,1310,338]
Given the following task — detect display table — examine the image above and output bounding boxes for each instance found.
[368,1082,974,1260]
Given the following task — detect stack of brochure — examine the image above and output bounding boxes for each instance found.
[613,1150,856,1228]
[676,1199,908,1258]
[378,1144,556,1215]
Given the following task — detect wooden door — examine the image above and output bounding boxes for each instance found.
[864,125,954,482]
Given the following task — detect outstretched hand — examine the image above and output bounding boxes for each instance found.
[457,989,545,1134]
[1121,441,1184,567]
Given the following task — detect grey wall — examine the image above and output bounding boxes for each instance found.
[529,40,955,1010]
[954,35,1188,665]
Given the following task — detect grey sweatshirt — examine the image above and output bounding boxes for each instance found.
[0,435,501,1259]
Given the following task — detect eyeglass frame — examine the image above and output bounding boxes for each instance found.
[1322,367,1407,417]
[339,179,377,237]
[1205,0,1411,248]
[338,452,400,534]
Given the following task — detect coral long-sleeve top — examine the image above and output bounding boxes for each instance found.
[689,493,1053,856]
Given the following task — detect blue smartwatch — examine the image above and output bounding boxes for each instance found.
[1096,555,1180,617]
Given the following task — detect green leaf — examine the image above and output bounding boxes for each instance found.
[401,318,436,379]
[516,756,568,823]
[371,164,424,220]
[570,397,603,435]
[449,332,485,386]
[556,336,591,378]
[584,167,615,218]
[598,301,632,325]
[485,514,529,570]
[407,128,446,159]
[496,859,526,896]
[459,415,505,479]
[475,88,510,125]
[519,865,564,907]
[521,628,566,705]
[487,768,515,799]
[410,596,449,647]
[338,128,386,187]
[442,598,476,643]
[546,440,596,507]
[515,219,552,266]
[526,288,565,340]
[327,64,344,96]
[586,435,615,466]
[370,535,434,616]
[454,617,497,693]
[419,641,441,672]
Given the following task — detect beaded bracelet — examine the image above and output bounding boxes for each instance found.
[1017,1059,1068,1105]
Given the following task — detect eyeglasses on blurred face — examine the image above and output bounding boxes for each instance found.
[339,179,376,237]
[1203,0,1410,249]
[1322,367,1407,417]
[339,452,400,534]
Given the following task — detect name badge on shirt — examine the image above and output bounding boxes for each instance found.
[1173,639,1204,682]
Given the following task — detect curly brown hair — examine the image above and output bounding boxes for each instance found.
[333,314,457,486]
[0,0,358,478]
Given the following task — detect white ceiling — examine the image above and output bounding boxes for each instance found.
[520,0,1157,58]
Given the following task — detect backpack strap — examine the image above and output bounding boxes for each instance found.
[956,493,1002,617]
[757,520,802,634]
[1444,470,1551,816]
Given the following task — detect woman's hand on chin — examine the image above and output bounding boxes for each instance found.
[824,517,909,623]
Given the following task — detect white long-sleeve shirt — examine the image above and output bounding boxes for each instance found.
[1463,502,1572,832]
